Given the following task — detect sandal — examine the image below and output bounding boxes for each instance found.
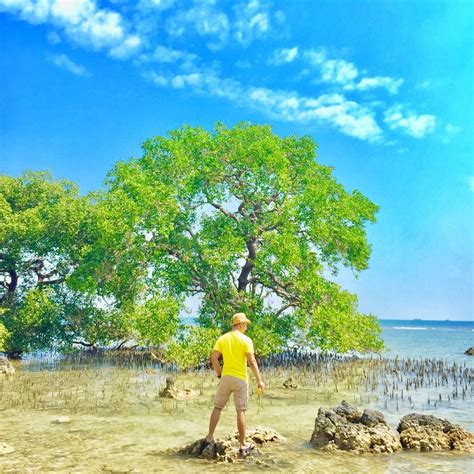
[201,438,213,451]
[239,444,255,456]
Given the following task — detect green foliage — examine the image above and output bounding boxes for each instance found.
[1,124,384,358]
[131,294,181,346]
[6,289,62,354]
[102,122,383,355]
[0,317,9,352]
[163,325,221,370]
[0,171,100,355]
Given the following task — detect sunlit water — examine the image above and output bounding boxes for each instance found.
[1,320,473,472]
[380,319,473,364]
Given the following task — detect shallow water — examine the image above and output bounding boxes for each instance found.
[1,358,473,473]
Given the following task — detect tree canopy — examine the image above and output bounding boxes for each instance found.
[0,123,384,360]
[101,123,383,355]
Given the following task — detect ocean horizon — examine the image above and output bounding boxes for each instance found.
[378,318,473,365]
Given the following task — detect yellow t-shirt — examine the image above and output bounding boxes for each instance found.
[214,330,254,381]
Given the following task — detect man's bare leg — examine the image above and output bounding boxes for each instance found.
[236,410,247,448]
[206,407,221,442]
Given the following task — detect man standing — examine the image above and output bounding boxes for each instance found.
[205,312,265,455]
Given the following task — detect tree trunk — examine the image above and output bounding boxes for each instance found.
[237,237,257,292]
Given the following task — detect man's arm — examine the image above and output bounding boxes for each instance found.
[246,352,265,391]
[210,350,222,378]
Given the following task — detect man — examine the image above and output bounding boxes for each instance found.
[205,312,266,455]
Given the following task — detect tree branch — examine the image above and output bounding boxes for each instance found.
[237,237,257,292]
[207,201,240,223]
[275,303,296,316]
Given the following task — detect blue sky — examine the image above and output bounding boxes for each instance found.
[0,0,472,321]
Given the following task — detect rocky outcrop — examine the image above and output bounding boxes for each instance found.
[310,401,401,453]
[465,347,474,356]
[397,414,474,451]
[159,376,198,400]
[282,377,298,389]
[0,356,15,376]
[176,427,284,463]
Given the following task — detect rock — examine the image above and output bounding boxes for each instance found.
[52,416,71,424]
[0,356,15,376]
[176,427,284,462]
[159,376,198,400]
[360,409,387,428]
[0,442,15,455]
[310,401,401,453]
[282,377,298,389]
[397,414,474,451]
[465,347,474,356]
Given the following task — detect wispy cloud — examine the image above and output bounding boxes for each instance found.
[165,0,230,50]
[144,66,383,142]
[0,1,438,144]
[282,47,405,95]
[269,47,298,65]
[384,105,436,138]
[233,0,271,46]
[165,0,273,50]
[50,53,90,77]
[346,76,404,95]
[0,0,142,58]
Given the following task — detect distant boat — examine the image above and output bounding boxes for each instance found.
[413,318,422,321]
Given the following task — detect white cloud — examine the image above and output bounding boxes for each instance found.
[1,2,437,144]
[50,53,89,77]
[143,65,383,142]
[109,35,141,59]
[0,0,142,58]
[149,45,196,66]
[166,1,230,50]
[245,88,382,141]
[142,71,168,86]
[299,48,404,96]
[233,0,271,46]
[303,48,360,86]
[303,48,327,66]
[384,105,436,138]
[171,73,202,89]
[165,0,273,49]
[270,47,298,65]
[137,0,175,11]
[347,76,404,95]
[320,59,359,84]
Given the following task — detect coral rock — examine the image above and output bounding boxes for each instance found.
[310,401,401,453]
[176,427,284,462]
[397,414,474,452]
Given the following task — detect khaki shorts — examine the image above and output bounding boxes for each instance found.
[214,375,248,411]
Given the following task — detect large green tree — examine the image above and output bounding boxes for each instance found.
[103,123,383,355]
[0,172,182,356]
[0,171,111,355]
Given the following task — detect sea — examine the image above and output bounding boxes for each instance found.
[379,319,473,365]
